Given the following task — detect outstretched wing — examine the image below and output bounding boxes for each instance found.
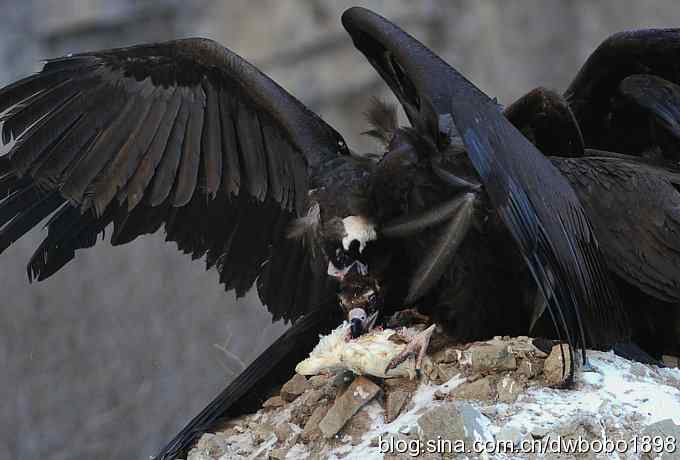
[565,29,680,158]
[342,7,628,359]
[0,38,348,322]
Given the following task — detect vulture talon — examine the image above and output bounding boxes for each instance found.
[385,324,436,375]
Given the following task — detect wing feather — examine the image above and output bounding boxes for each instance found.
[127,88,182,209]
[148,92,190,206]
[173,85,205,206]
[0,37,351,325]
[201,79,223,197]
[342,7,627,357]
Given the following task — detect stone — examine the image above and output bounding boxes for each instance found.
[262,395,285,409]
[641,419,680,460]
[274,422,294,443]
[449,376,496,401]
[280,373,310,402]
[421,358,439,382]
[436,363,460,382]
[319,376,381,438]
[433,346,461,364]
[269,447,289,460]
[290,402,315,428]
[252,423,274,445]
[417,404,465,443]
[300,389,323,408]
[385,390,411,423]
[301,404,330,443]
[497,375,524,403]
[517,357,544,379]
[309,374,331,388]
[417,402,491,451]
[383,377,418,393]
[341,406,373,444]
[457,402,494,441]
[193,433,229,457]
[662,355,680,368]
[543,344,573,386]
[460,341,517,373]
[507,336,548,358]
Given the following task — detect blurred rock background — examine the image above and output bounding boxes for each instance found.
[1,1,680,458]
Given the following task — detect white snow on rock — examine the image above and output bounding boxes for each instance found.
[188,336,680,460]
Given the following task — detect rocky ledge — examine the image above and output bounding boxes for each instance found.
[187,333,680,460]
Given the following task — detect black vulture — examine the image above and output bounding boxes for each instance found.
[0,6,678,459]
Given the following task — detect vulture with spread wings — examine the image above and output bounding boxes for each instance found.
[1,7,678,459]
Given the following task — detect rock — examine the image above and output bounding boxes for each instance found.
[543,344,572,386]
[262,395,285,410]
[252,423,275,445]
[517,357,544,379]
[269,447,289,459]
[507,336,549,358]
[641,419,680,460]
[280,374,310,402]
[309,374,331,389]
[301,404,330,443]
[341,406,373,444]
[417,404,462,442]
[460,341,517,373]
[417,402,491,450]
[449,376,495,401]
[497,375,524,403]
[192,433,229,457]
[383,377,418,393]
[432,346,461,364]
[662,355,680,368]
[300,389,323,408]
[290,402,315,428]
[319,376,381,438]
[457,402,494,441]
[384,390,411,423]
[436,363,460,382]
[274,422,294,443]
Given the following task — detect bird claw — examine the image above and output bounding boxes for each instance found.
[385,324,436,375]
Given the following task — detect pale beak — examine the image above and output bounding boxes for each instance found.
[348,308,379,338]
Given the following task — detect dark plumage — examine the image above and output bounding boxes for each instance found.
[565,28,680,163]
[1,7,678,460]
